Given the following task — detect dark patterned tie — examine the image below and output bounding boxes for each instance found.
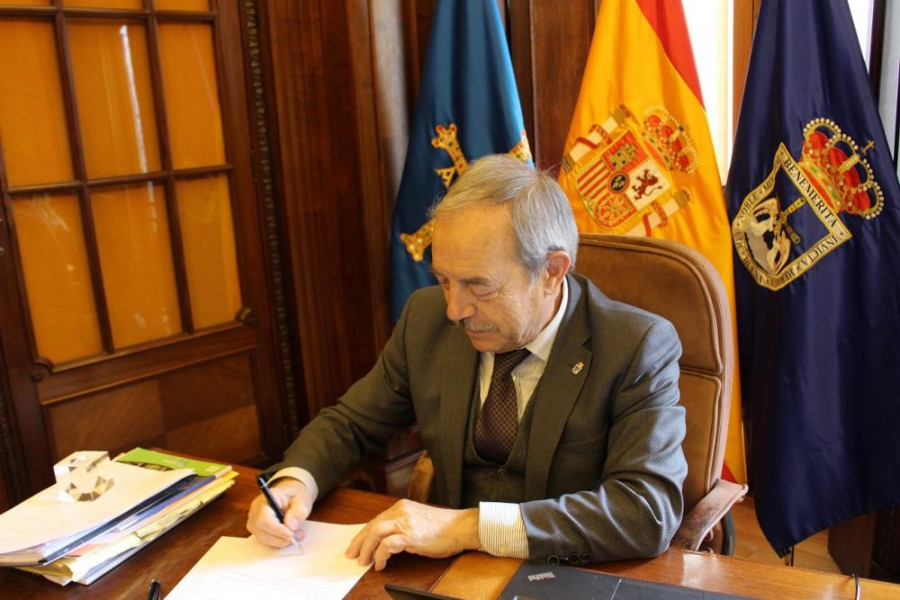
[474,348,530,464]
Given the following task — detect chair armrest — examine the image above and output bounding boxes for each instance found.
[671,479,749,552]
[407,451,434,503]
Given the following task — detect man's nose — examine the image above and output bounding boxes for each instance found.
[445,285,476,323]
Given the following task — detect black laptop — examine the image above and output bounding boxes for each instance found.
[498,561,756,599]
[385,561,757,600]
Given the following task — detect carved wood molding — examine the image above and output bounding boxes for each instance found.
[241,0,301,437]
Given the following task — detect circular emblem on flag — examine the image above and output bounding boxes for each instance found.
[609,172,628,193]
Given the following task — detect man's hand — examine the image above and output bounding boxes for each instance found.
[346,499,480,571]
[246,477,315,547]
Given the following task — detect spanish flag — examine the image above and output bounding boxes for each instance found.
[559,0,746,483]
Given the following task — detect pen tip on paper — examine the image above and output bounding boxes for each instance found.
[292,535,304,555]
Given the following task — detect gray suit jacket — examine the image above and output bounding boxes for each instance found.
[277,272,687,563]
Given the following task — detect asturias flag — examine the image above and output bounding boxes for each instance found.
[389,0,531,321]
[726,0,900,553]
[558,0,746,484]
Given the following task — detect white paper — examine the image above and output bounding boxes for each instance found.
[0,462,193,555]
[167,521,371,600]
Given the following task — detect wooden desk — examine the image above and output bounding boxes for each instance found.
[0,464,450,599]
[1,464,898,599]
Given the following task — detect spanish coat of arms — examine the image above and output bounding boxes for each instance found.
[562,104,698,236]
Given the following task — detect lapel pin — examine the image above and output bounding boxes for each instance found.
[571,362,584,375]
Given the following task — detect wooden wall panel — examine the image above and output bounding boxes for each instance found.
[528,0,596,169]
[44,353,263,465]
[0,357,15,510]
[348,0,405,354]
[0,212,54,496]
[407,0,437,100]
[157,355,253,430]
[167,404,261,463]
[260,0,394,419]
[47,381,166,460]
[733,0,760,131]
[0,340,25,510]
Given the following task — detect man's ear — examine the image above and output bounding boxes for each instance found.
[544,250,572,294]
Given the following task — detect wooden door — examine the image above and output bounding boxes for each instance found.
[0,0,289,504]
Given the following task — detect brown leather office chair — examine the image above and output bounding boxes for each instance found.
[407,233,748,554]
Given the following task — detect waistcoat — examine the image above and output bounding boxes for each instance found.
[461,383,537,508]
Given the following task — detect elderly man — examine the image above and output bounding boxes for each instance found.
[247,154,687,571]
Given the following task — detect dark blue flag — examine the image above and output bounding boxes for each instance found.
[389,0,531,321]
[726,0,900,552]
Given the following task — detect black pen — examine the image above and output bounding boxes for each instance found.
[146,579,161,600]
[256,473,304,553]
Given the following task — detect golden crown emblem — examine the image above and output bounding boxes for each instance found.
[799,118,883,219]
[641,106,698,174]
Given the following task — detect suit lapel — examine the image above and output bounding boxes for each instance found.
[525,275,593,499]
[439,328,478,508]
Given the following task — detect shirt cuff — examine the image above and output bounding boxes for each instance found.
[269,467,319,502]
[478,501,528,558]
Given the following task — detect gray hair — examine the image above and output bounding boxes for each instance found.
[429,154,579,277]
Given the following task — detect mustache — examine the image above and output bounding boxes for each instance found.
[454,318,494,332]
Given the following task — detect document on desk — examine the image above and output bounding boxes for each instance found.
[0,462,194,564]
[167,521,371,600]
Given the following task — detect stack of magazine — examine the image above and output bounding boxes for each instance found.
[0,448,235,586]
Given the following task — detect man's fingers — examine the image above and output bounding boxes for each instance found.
[372,534,407,571]
[284,492,312,531]
[348,513,401,565]
[247,497,295,544]
[253,527,294,548]
[247,515,293,547]
[343,499,477,568]
[264,520,301,545]
[247,478,312,548]
[247,495,277,531]
[346,526,365,559]
[355,520,392,566]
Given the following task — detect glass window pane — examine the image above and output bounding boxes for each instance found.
[11,194,103,363]
[92,182,182,348]
[69,20,161,179]
[157,24,225,169]
[0,20,73,187]
[176,175,242,328]
[63,0,141,8]
[156,0,208,10]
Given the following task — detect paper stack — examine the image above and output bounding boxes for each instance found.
[0,448,235,585]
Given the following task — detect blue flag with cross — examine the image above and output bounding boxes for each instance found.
[388,0,531,322]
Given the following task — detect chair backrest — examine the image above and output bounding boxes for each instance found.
[576,233,733,513]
